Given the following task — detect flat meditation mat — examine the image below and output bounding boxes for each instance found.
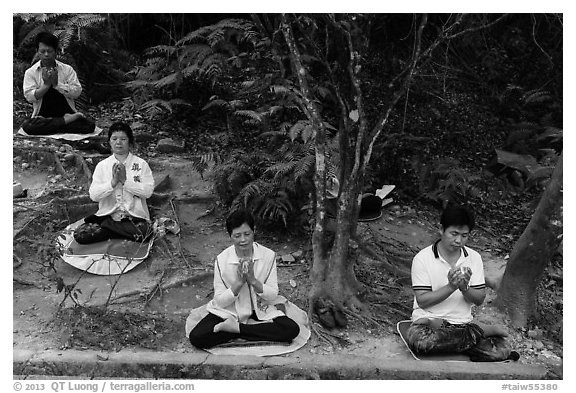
[397,320,471,361]
[17,126,103,141]
[58,218,153,275]
[185,302,311,357]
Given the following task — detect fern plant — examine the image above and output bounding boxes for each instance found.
[417,158,481,208]
[207,132,340,229]
[14,13,106,59]
[125,18,259,118]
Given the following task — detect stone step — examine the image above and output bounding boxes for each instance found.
[14,349,548,380]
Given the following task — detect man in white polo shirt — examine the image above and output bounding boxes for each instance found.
[406,205,517,361]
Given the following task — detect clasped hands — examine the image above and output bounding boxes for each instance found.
[448,266,472,292]
[111,162,127,187]
[41,66,59,87]
[236,257,257,286]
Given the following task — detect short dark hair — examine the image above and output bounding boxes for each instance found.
[226,209,255,236]
[35,32,59,51]
[440,205,475,231]
[108,122,134,145]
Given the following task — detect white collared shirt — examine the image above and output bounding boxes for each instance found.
[410,241,486,324]
[206,243,284,323]
[23,60,82,117]
[89,153,154,221]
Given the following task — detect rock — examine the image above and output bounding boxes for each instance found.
[13,182,23,197]
[21,162,30,170]
[533,340,545,350]
[281,254,295,263]
[130,121,145,130]
[156,138,186,153]
[527,328,543,339]
[291,250,303,258]
[289,279,297,288]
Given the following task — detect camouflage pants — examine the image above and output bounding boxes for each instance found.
[406,321,515,362]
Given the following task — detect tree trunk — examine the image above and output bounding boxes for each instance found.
[326,177,365,302]
[309,179,366,325]
[495,152,563,327]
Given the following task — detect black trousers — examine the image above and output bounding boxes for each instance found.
[21,116,95,135]
[73,214,152,245]
[189,312,300,349]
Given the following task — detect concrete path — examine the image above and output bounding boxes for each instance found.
[14,348,547,380]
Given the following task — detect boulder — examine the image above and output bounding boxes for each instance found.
[156,138,186,153]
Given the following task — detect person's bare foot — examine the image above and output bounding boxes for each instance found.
[413,318,443,329]
[213,317,240,333]
[476,322,509,337]
[413,317,430,325]
[63,112,85,124]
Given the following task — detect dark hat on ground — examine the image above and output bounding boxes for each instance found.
[358,194,382,222]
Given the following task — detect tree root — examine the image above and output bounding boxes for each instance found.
[108,272,212,306]
[13,276,43,289]
[169,198,192,268]
[72,151,93,179]
[343,308,382,328]
[13,254,23,270]
[143,269,168,307]
[52,195,94,206]
[352,237,410,277]
[307,306,350,348]
[343,293,366,313]
[14,215,43,240]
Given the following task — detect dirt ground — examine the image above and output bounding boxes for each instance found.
[12,146,563,378]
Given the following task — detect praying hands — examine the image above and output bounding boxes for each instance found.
[41,67,58,86]
[111,162,127,187]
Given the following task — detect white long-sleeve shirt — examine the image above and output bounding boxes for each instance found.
[23,60,82,117]
[206,243,285,323]
[89,153,154,221]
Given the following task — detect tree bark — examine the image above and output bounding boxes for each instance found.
[495,152,563,327]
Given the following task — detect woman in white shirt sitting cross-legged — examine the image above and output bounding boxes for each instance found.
[73,122,154,244]
[188,209,300,349]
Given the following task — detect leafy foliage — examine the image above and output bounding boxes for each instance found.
[126,18,258,118]
[416,158,481,208]
[210,140,323,229]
